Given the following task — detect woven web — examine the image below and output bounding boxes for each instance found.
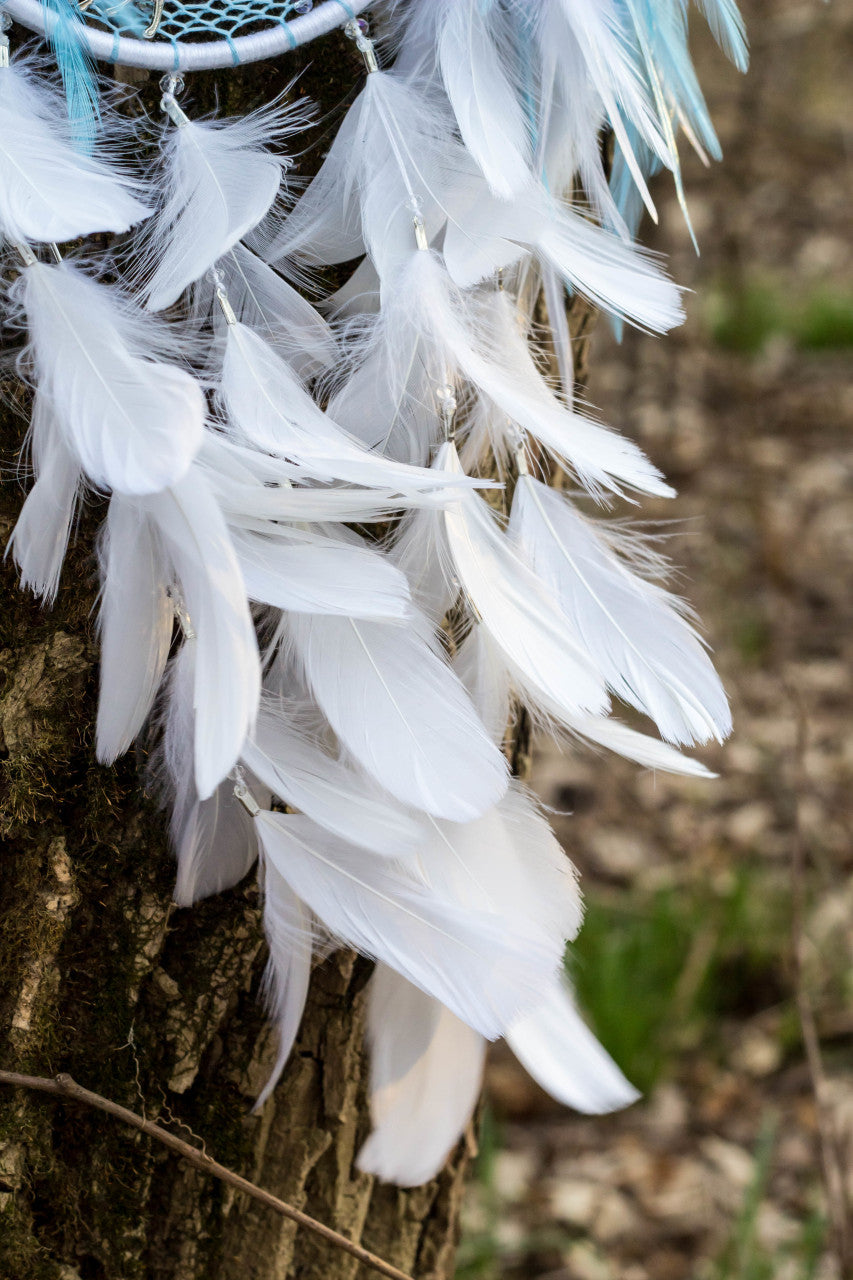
[88,0,317,50]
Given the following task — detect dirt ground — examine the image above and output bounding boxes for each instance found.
[462,2,853,1278]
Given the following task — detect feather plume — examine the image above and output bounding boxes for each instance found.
[0,52,149,244]
[95,496,173,763]
[357,966,486,1185]
[510,475,731,744]
[281,609,509,821]
[140,98,305,312]
[10,262,205,496]
[253,810,552,1039]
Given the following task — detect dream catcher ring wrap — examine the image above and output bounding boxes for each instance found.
[2,0,369,67]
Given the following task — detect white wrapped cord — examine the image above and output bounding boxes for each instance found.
[0,0,370,70]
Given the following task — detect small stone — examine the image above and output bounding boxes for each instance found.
[565,1241,616,1280]
[493,1150,536,1202]
[549,1178,598,1227]
[727,801,774,846]
[699,1136,755,1189]
[593,1188,641,1243]
[588,828,655,878]
[731,1027,782,1077]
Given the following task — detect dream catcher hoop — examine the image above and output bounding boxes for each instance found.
[3,0,369,68]
[1,0,747,1195]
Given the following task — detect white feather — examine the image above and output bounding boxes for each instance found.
[453,624,512,748]
[173,779,261,907]
[438,442,609,721]
[141,103,297,312]
[8,395,80,604]
[343,253,671,499]
[422,780,584,960]
[357,966,486,1186]
[0,54,149,244]
[511,476,732,744]
[95,497,173,763]
[232,524,411,620]
[143,473,260,797]
[161,654,265,906]
[283,610,508,822]
[442,176,683,333]
[255,863,313,1108]
[214,245,337,380]
[254,811,551,1039]
[536,0,671,213]
[217,319,471,495]
[507,976,640,1114]
[437,0,532,199]
[241,703,428,857]
[554,711,717,776]
[12,262,205,496]
[467,291,674,498]
[263,70,457,282]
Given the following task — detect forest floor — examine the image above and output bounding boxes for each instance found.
[459,1,853,1277]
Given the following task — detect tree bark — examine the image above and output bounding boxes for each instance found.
[0,25,599,1278]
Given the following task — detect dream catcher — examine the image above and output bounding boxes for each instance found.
[1,0,746,1186]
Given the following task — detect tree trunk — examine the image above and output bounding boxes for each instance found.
[0,25,599,1278]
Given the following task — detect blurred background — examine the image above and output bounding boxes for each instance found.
[460,0,853,1277]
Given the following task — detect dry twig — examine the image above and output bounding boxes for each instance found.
[0,1069,415,1280]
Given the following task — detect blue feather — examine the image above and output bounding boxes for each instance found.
[41,0,100,152]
